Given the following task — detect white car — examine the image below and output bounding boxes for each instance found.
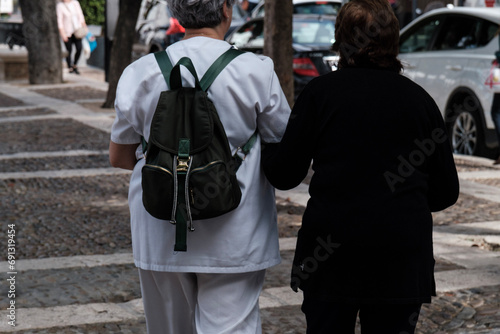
[251,0,348,18]
[399,7,500,157]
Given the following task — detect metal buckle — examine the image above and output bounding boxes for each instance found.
[177,156,191,172]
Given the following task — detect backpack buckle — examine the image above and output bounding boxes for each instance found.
[177,156,191,172]
[234,147,247,161]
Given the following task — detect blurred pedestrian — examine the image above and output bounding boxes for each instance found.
[242,0,259,15]
[492,31,500,165]
[56,0,87,75]
[263,0,460,333]
[109,0,290,333]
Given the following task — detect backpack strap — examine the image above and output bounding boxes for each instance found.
[154,51,200,89]
[170,57,201,90]
[154,51,173,87]
[233,130,259,171]
[200,48,245,92]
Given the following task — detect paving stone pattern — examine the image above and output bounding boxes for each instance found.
[0,108,57,118]
[0,175,132,258]
[0,92,26,107]
[31,86,106,102]
[0,154,110,173]
[0,119,109,154]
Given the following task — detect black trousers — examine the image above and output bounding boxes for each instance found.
[302,297,422,334]
[63,34,82,68]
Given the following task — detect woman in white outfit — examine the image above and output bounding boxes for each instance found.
[109,0,291,333]
[56,0,87,74]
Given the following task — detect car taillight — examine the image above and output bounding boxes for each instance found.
[293,58,320,77]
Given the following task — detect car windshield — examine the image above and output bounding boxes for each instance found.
[229,18,335,48]
[253,1,341,18]
[293,3,341,15]
[293,20,335,45]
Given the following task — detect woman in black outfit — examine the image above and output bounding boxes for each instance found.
[262,0,460,333]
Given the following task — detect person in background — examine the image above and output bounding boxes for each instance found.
[492,34,500,165]
[241,0,259,15]
[263,0,460,333]
[109,0,290,333]
[492,91,500,164]
[56,0,87,75]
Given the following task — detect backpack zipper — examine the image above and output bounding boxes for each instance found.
[144,164,173,176]
[190,160,224,173]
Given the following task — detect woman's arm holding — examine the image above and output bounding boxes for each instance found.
[262,86,316,190]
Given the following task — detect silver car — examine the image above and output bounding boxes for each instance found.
[399,7,500,157]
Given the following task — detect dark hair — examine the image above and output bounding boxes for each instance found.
[167,0,236,29]
[331,0,402,72]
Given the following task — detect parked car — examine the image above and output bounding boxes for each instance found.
[228,2,250,36]
[226,14,337,99]
[132,0,171,60]
[251,0,346,18]
[132,0,249,60]
[399,7,500,157]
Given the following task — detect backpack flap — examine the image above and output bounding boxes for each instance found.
[149,88,214,155]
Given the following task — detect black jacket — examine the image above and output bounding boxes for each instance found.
[263,67,459,304]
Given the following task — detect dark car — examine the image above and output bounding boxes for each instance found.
[226,14,337,99]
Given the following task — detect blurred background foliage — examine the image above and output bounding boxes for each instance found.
[79,0,105,26]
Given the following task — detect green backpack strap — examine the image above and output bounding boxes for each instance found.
[154,51,173,87]
[154,52,200,89]
[233,130,259,171]
[200,48,245,92]
[170,57,201,90]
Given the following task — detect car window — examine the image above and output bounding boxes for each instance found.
[253,2,342,17]
[232,4,246,20]
[399,17,442,53]
[229,18,335,48]
[433,16,481,50]
[228,21,264,49]
[293,3,341,15]
[293,20,335,45]
[253,5,265,18]
[476,18,499,47]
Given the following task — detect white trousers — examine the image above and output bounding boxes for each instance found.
[138,269,266,334]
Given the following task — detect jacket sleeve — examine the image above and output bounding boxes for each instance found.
[262,86,317,190]
[425,97,460,212]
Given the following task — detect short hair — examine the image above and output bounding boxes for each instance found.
[167,0,236,29]
[332,0,402,72]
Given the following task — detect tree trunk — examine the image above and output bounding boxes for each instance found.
[264,0,293,105]
[102,0,142,108]
[19,0,62,84]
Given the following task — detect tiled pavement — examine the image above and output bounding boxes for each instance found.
[0,65,499,333]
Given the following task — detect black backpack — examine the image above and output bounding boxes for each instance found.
[141,48,257,251]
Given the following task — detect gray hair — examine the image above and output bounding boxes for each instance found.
[167,0,236,29]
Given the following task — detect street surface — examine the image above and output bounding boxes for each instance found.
[0,65,499,333]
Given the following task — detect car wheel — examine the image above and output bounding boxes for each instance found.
[445,92,491,157]
[450,110,480,155]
